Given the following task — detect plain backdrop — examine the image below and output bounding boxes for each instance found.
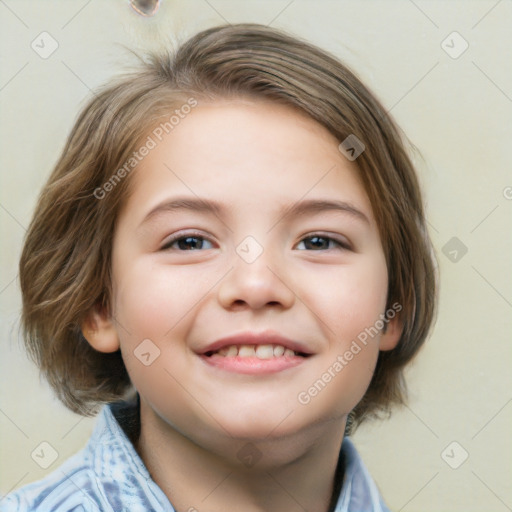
[1,1,511,510]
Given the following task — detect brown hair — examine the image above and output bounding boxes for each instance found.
[19,23,437,428]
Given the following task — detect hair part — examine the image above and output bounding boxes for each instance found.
[19,23,437,427]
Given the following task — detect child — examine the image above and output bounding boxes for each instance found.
[3,23,436,512]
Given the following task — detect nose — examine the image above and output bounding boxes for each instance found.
[217,247,296,311]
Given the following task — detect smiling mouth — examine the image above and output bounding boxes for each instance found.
[204,344,310,359]
[201,343,311,374]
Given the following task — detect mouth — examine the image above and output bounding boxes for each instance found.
[197,331,313,375]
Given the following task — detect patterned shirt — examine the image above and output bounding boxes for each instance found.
[1,398,390,512]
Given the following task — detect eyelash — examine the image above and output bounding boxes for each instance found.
[160,232,351,252]
[296,234,351,251]
[161,231,215,251]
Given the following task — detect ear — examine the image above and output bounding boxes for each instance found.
[378,314,403,351]
[81,302,120,353]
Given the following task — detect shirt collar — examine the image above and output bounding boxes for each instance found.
[88,398,388,512]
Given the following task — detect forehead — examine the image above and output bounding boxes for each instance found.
[155,99,342,168]
[121,100,373,223]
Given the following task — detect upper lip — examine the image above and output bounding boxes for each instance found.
[198,330,314,356]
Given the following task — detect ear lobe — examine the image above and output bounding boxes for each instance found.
[378,314,403,351]
[81,303,120,353]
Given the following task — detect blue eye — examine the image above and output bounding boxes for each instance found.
[296,235,350,251]
[162,234,214,251]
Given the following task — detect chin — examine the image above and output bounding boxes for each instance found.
[214,407,315,443]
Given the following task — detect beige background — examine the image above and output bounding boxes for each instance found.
[1,1,511,510]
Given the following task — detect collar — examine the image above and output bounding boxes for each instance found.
[88,398,389,512]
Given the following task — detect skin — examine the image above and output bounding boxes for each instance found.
[83,99,402,512]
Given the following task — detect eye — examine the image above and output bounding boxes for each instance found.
[295,234,351,251]
[161,233,215,251]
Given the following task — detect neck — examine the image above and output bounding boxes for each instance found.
[135,400,346,512]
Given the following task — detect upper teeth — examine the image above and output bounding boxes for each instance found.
[215,344,296,359]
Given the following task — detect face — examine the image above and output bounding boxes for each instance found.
[85,99,401,456]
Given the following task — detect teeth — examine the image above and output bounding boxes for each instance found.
[238,345,256,357]
[225,345,238,357]
[213,344,298,358]
[255,344,274,359]
[273,345,285,357]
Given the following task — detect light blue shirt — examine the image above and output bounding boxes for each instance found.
[1,399,390,511]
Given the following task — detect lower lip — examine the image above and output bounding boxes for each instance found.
[200,354,306,374]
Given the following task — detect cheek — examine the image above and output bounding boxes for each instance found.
[290,255,387,418]
[112,259,206,340]
[296,253,389,340]
[111,260,203,424]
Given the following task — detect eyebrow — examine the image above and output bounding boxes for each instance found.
[139,196,370,227]
[279,198,370,225]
